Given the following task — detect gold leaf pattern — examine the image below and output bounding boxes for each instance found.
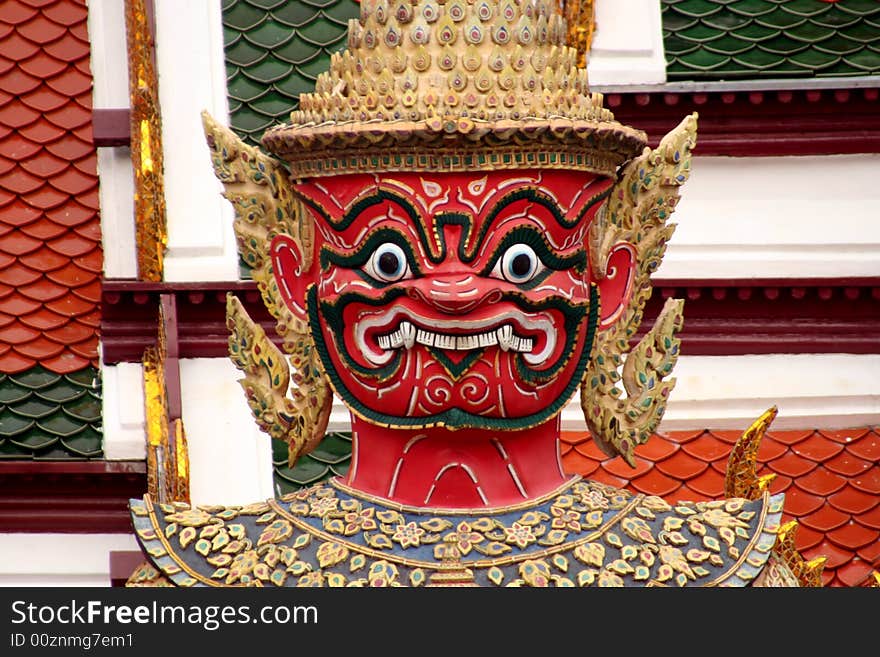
[133,478,786,587]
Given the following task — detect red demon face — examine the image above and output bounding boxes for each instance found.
[271,169,630,431]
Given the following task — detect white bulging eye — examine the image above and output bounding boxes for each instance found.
[497,244,541,284]
[365,242,409,282]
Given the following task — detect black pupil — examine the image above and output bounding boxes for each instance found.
[510,253,532,277]
[378,251,401,276]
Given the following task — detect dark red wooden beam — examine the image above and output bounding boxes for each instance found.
[0,461,147,533]
[101,278,880,362]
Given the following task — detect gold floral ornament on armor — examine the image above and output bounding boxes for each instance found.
[203,0,697,467]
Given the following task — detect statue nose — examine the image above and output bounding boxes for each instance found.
[407,275,502,314]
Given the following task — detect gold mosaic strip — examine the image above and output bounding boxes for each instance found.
[125,0,168,281]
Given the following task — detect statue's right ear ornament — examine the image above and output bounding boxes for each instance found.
[581,113,697,467]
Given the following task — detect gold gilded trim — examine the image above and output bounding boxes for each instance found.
[269,488,642,570]
[125,0,167,281]
[142,496,250,588]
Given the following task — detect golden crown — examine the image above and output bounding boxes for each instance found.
[261,0,647,178]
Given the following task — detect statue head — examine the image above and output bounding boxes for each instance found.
[206,0,696,492]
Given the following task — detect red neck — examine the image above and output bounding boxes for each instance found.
[342,415,570,508]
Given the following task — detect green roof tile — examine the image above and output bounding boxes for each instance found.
[663,0,880,80]
[272,431,352,494]
[223,0,360,147]
[223,0,360,279]
[0,366,102,459]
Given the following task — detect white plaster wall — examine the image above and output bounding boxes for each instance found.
[587,0,667,86]
[0,534,139,587]
[658,154,880,279]
[153,0,238,282]
[101,363,147,461]
[87,0,137,278]
[179,359,275,505]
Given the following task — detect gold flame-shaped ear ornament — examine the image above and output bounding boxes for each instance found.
[202,112,332,467]
[580,114,697,467]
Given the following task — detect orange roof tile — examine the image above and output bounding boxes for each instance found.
[0,0,100,375]
[561,426,880,587]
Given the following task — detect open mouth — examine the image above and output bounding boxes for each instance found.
[377,321,534,353]
[355,308,556,367]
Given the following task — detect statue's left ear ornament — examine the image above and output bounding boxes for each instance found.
[202,110,332,468]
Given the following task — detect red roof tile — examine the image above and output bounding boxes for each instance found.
[846,433,880,461]
[850,467,880,495]
[20,52,67,79]
[755,436,789,462]
[43,133,91,159]
[0,32,39,59]
[820,427,872,445]
[2,1,40,26]
[856,505,880,531]
[44,320,92,344]
[0,167,43,195]
[630,470,682,497]
[0,99,40,129]
[767,452,818,479]
[835,560,877,588]
[44,261,90,286]
[0,350,36,371]
[0,0,100,375]
[18,248,68,270]
[14,335,64,359]
[0,261,40,286]
[0,68,41,95]
[0,293,41,315]
[793,433,846,462]
[826,522,879,551]
[18,277,67,302]
[42,32,83,62]
[794,467,848,497]
[20,151,68,178]
[0,131,41,159]
[16,14,66,44]
[633,433,679,460]
[825,451,874,478]
[18,308,66,330]
[857,539,880,565]
[561,426,880,586]
[0,323,39,343]
[800,506,850,533]
[654,450,708,480]
[45,102,89,130]
[828,486,880,516]
[780,486,826,517]
[41,351,88,372]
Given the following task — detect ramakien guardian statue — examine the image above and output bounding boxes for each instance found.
[129,0,810,587]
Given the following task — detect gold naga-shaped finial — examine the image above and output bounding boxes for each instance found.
[725,406,828,587]
[580,113,697,467]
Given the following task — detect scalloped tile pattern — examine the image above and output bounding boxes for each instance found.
[561,426,880,587]
[662,0,880,80]
[222,0,360,148]
[0,0,102,458]
[273,430,352,493]
[0,0,101,375]
[0,365,102,459]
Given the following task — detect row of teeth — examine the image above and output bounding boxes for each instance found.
[377,321,533,353]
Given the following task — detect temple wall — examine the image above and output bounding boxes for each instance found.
[0,534,139,587]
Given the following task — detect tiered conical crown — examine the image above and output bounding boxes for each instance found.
[262,0,647,178]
